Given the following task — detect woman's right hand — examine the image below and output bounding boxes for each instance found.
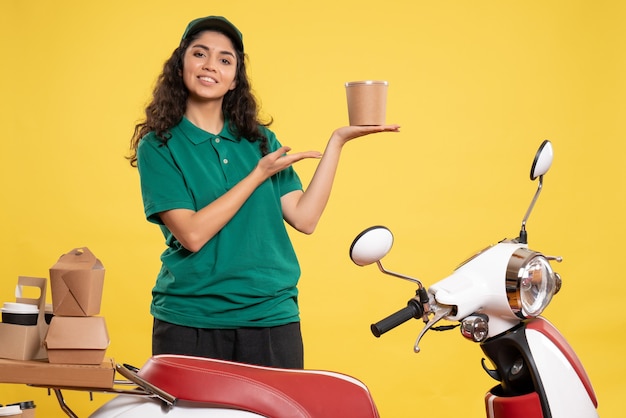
[255,146,322,179]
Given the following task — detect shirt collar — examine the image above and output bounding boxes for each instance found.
[177,116,240,145]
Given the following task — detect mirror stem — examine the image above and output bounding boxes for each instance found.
[376,261,424,289]
[519,175,544,244]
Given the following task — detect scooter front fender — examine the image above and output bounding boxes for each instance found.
[525,318,598,417]
[482,317,598,418]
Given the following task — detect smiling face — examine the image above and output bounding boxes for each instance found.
[182,30,238,107]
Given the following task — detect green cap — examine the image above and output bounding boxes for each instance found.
[181,16,244,52]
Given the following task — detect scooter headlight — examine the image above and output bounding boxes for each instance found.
[506,248,558,318]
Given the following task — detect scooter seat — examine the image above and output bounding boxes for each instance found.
[137,354,380,418]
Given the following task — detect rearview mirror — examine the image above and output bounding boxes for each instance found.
[349,226,394,266]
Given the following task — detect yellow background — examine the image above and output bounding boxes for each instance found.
[1,0,624,416]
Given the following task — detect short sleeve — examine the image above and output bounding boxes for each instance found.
[137,135,195,224]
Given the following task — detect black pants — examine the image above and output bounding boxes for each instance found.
[152,319,304,369]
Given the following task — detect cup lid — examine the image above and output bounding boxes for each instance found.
[7,401,35,409]
[2,302,39,314]
[0,405,21,415]
[345,80,388,87]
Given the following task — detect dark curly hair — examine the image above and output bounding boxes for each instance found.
[128,30,270,167]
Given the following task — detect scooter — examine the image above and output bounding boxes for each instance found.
[347,140,598,417]
[41,140,597,417]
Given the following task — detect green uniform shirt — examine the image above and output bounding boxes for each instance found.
[137,117,303,328]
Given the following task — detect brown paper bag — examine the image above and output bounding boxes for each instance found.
[0,276,48,360]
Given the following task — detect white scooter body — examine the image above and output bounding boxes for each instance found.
[90,397,262,417]
[429,241,527,336]
[428,243,598,417]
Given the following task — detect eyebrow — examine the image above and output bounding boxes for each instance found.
[190,44,236,59]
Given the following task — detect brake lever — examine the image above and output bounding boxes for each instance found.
[115,363,177,408]
[414,304,453,353]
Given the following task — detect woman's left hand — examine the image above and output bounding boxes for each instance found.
[283,123,399,234]
[331,124,400,145]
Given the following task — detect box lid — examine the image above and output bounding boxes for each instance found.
[50,247,104,271]
[45,316,109,350]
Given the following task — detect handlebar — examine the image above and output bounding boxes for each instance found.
[371,296,424,337]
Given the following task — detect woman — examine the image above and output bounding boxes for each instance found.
[128,15,399,369]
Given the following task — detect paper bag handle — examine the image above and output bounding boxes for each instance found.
[14,276,48,330]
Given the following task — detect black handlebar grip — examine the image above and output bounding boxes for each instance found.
[370,299,423,338]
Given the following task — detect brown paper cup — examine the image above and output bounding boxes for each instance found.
[345,80,388,126]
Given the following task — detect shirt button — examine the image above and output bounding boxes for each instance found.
[223,159,229,164]
[215,138,221,143]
